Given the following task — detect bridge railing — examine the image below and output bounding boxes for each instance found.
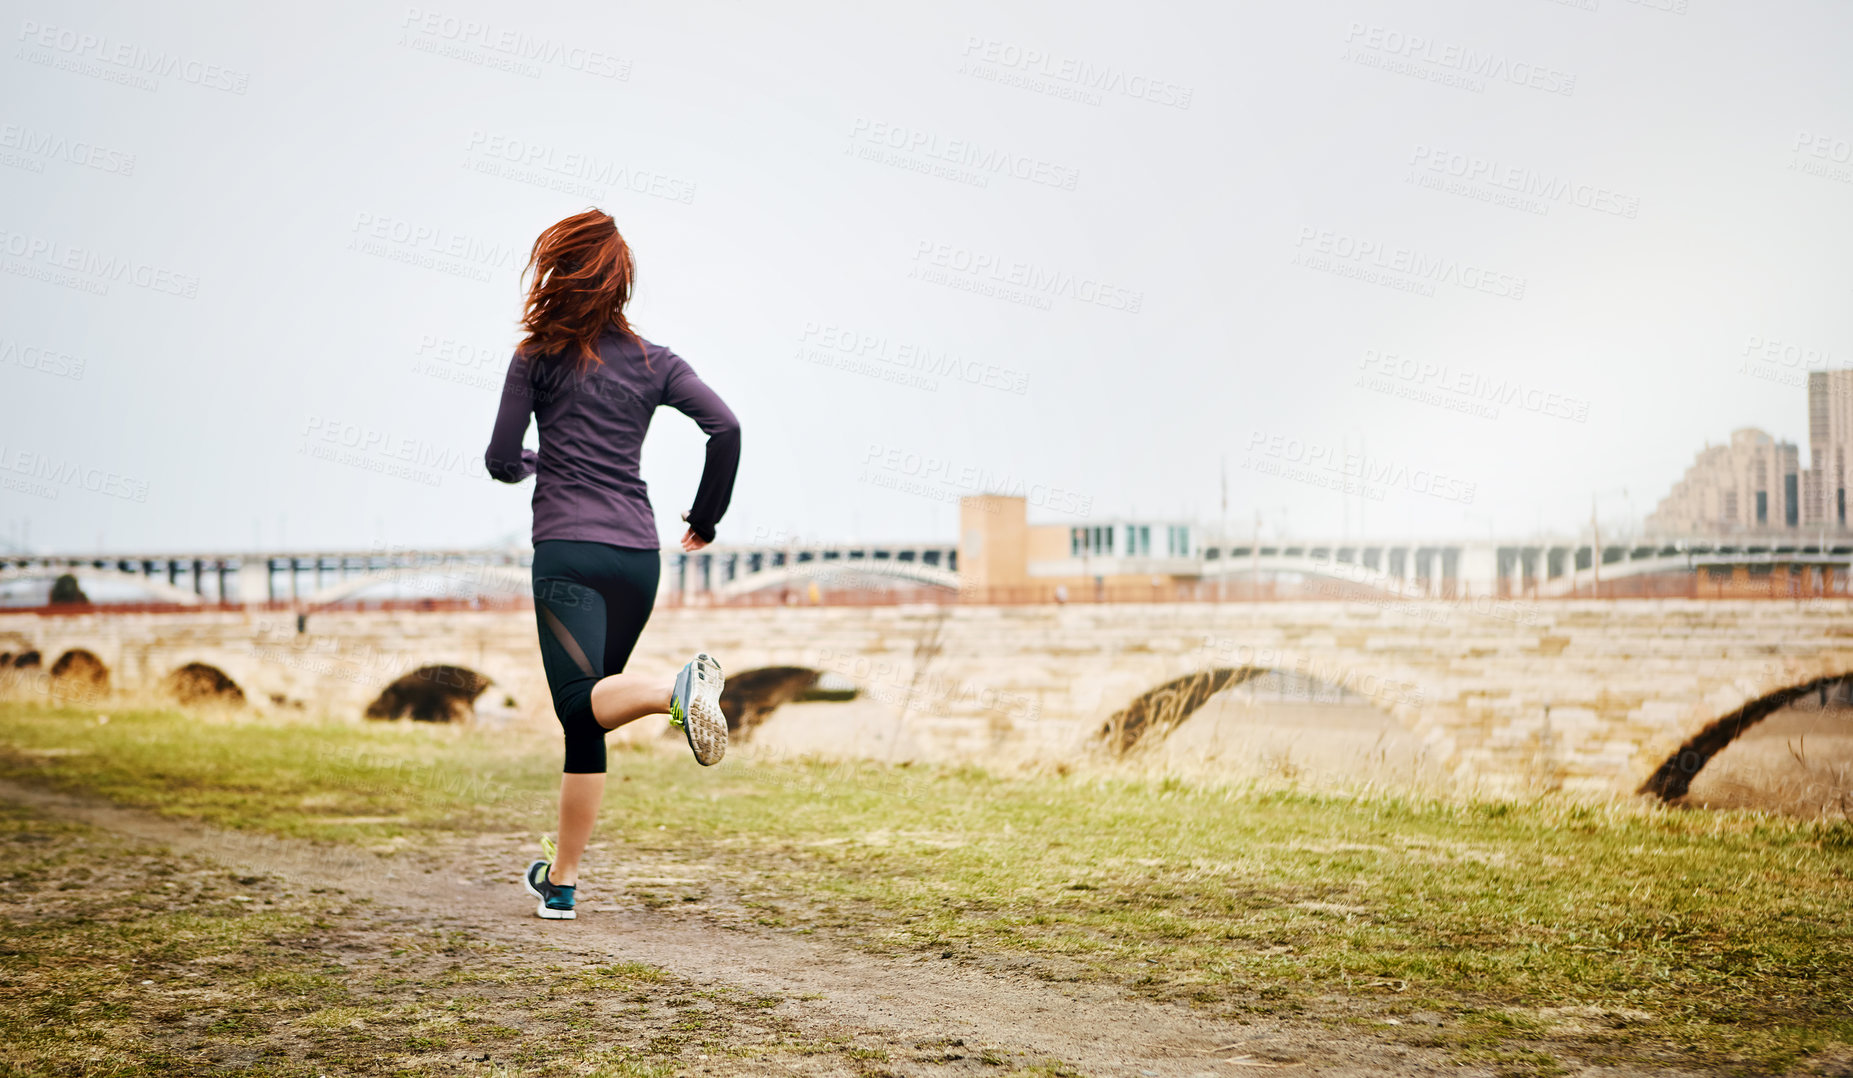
[0,596,537,618]
[2,568,1845,616]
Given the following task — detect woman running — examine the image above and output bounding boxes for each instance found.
[485,208,739,920]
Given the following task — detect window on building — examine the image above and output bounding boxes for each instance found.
[1139,525,1151,555]
[1786,474,1799,527]
[1071,528,1085,556]
[1757,490,1768,524]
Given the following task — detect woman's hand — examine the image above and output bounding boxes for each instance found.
[680,511,709,552]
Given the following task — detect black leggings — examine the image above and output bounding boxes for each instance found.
[531,540,661,773]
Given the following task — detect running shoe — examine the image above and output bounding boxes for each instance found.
[669,652,727,766]
[523,835,575,920]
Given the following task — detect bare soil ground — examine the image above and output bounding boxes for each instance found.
[1681,702,1853,817]
[0,777,1652,1078]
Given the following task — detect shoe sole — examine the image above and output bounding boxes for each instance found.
[524,859,575,919]
[673,653,728,766]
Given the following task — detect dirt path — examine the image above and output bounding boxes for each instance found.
[0,778,1483,1077]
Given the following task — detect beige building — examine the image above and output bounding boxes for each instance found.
[1649,369,1853,535]
[1646,428,1802,535]
[1808,370,1853,527]
[958,497,1201,598]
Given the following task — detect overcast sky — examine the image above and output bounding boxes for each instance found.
[3,0,1850,554]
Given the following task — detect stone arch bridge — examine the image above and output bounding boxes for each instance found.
[1,600,1847,798]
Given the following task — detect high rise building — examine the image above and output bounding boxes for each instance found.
[1807,370,1853,527]
[1647,428,1802,534]
[1649,369,1853,535]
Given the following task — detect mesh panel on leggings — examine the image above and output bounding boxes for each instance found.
[539,603,597,678]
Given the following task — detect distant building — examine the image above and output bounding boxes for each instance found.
[1808,370,1853,527]
[1648,369,1853,535]
[959,496,1199,596]
[1646,429,1802,534]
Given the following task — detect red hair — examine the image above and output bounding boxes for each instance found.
[518,209,641,369]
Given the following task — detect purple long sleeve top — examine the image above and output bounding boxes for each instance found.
[485,329,741,547]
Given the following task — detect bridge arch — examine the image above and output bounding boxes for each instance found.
[1100,668,1259,754]
[718,666,828,737]
[165,662,246,706]
[1099,656,1433,758]
[365,664,493,723]
[49,649,109,696]
[1197,555,1425,598]
[11,650,41,669]
[712,560,956,601]
[1639,672,1853,801]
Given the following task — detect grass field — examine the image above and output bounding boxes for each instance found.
[2,701,1851,1075]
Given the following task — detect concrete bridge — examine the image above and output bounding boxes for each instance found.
[2,599,1849,800]
[0,541,959,606]
[9,532,1848,609]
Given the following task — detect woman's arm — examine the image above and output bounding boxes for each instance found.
[661,351,741,544]
[484,351,539,483]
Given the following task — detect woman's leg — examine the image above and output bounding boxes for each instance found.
[589,673,672,729]
[531,545,664,890]
[530,543,618,893]
[587,547,664,732]
[550,672,667,886]
[550,772,604,886]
